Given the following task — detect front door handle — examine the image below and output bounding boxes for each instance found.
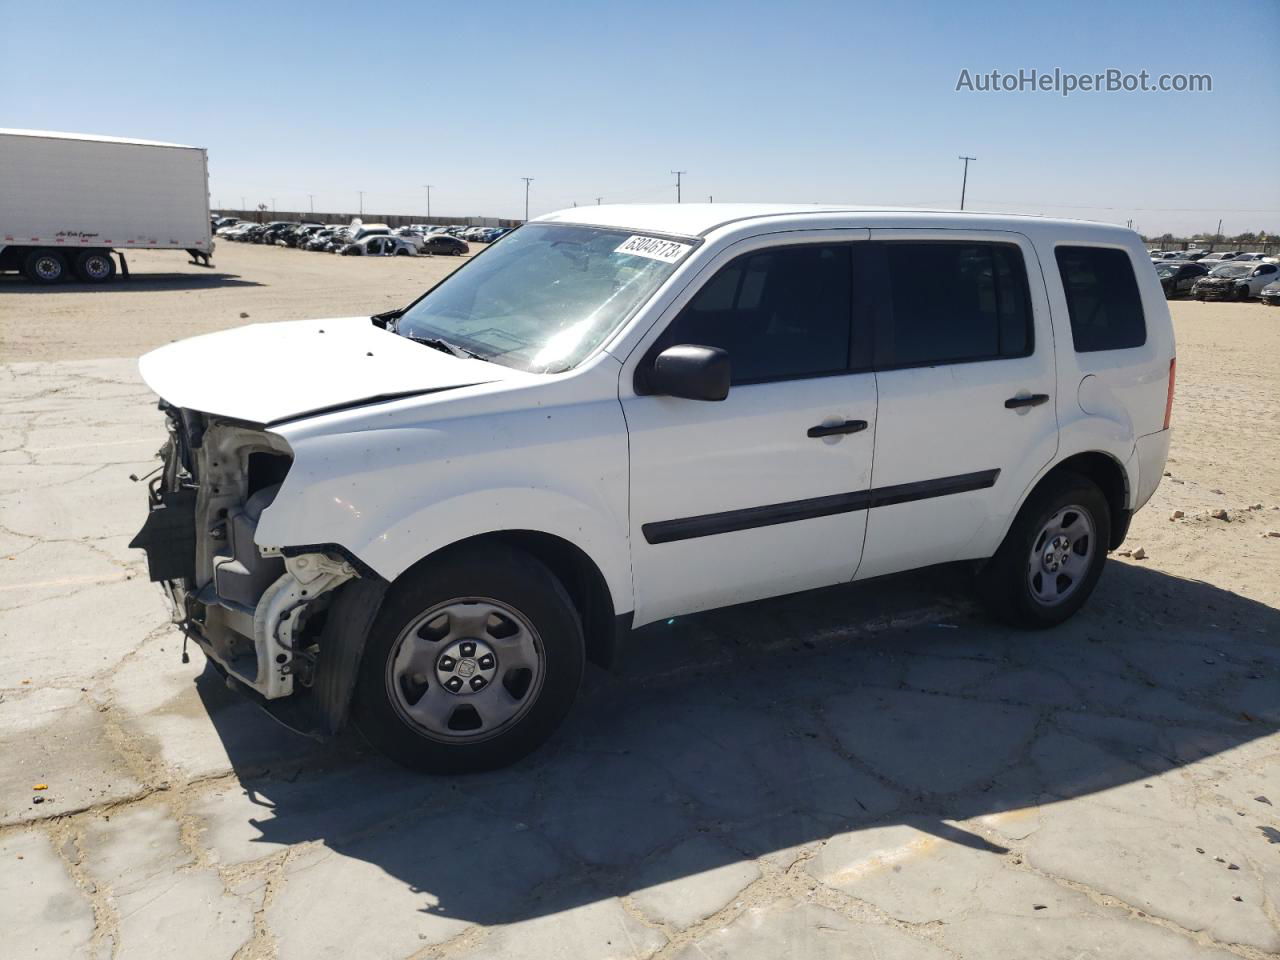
[1004,393,1050,409]
[807,419,869,438]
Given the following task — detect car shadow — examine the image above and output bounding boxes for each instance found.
[192,560,1279,927]
[0,272,262,292]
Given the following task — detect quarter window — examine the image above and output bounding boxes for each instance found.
[1055,246,1147,352]
[872,241,1034,368]
[654,245,855,384]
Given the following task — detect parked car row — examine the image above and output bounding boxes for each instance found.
[1148,247,1279,302]
[208,217,477,257]
[1148,248,1274,265]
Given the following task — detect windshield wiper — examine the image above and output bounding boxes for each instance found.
[402,333,488,362]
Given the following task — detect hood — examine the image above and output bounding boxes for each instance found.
[139,316,517,426]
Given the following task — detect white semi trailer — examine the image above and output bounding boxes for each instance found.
[0,129,213,284]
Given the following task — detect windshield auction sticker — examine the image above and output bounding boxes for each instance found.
[615,235,692,263]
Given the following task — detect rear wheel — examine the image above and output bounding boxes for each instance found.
[352,543,585,773]
[978,473,1110,628]
[73,250,116,283]
[23,249,67,284]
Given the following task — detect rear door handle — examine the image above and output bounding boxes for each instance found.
[807,419,869,438]
[1004,393,1050,409]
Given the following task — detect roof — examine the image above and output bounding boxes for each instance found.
[535,202,1133,240]
[0,128,201,150]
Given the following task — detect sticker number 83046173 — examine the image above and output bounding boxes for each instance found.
[614,235,693,263]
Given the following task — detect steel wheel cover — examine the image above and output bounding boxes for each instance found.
[385,596,546,743]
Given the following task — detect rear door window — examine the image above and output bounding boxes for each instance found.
[1055,246,1147,352]
[871,241,1034,368]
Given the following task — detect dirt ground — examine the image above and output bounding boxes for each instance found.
[1,242,1278,960]
[0,242,482,362]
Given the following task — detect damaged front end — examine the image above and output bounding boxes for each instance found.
[1193,278,1244,301]
[130,405,380,735]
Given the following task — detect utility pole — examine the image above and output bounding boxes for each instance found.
[358,191,365,216]
[520,177,534,221]
[708,195,713,203]
[671,170,686,203]
[1214,217,1223,250]
[595,197,603,205]
[958,156,976,210]
[308,194,314,214]
[423,184,433,219]
[271,198,276,215]
[240,196,245,211]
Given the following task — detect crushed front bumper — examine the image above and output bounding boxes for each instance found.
[1194,282,1243,301]
[129,407,359,705]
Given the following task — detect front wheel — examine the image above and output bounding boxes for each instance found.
[977,473,1110,628]
[352,543,585,773]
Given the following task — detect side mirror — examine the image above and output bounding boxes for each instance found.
[648,345,730,401]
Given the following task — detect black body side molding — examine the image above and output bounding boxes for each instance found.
[642,469,1000,545]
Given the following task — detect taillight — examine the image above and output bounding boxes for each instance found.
[1163,357,1176,430]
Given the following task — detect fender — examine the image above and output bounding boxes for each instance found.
[254,392,634,616]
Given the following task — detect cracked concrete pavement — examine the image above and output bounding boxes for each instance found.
[1,250,1278,959]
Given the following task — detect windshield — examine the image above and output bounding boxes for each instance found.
[1211,264,1252,278]
[1155,263,1178,277]
[395,223,692,373]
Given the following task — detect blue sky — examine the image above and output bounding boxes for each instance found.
[4,0,1278,235]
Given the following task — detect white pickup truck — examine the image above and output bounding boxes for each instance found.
[131,204,1175,772]
[0,128,213,283]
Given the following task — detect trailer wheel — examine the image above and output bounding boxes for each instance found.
[73,250,117,283]
[24,249,67,284]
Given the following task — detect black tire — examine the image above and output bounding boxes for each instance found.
[73,249,117,283]
[352,543,585,773]
[23,249,67,284]
[977,472,1110,629]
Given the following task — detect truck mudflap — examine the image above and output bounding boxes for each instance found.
[128,487,197,582]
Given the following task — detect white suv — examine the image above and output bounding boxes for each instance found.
[131,205,1175,772]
